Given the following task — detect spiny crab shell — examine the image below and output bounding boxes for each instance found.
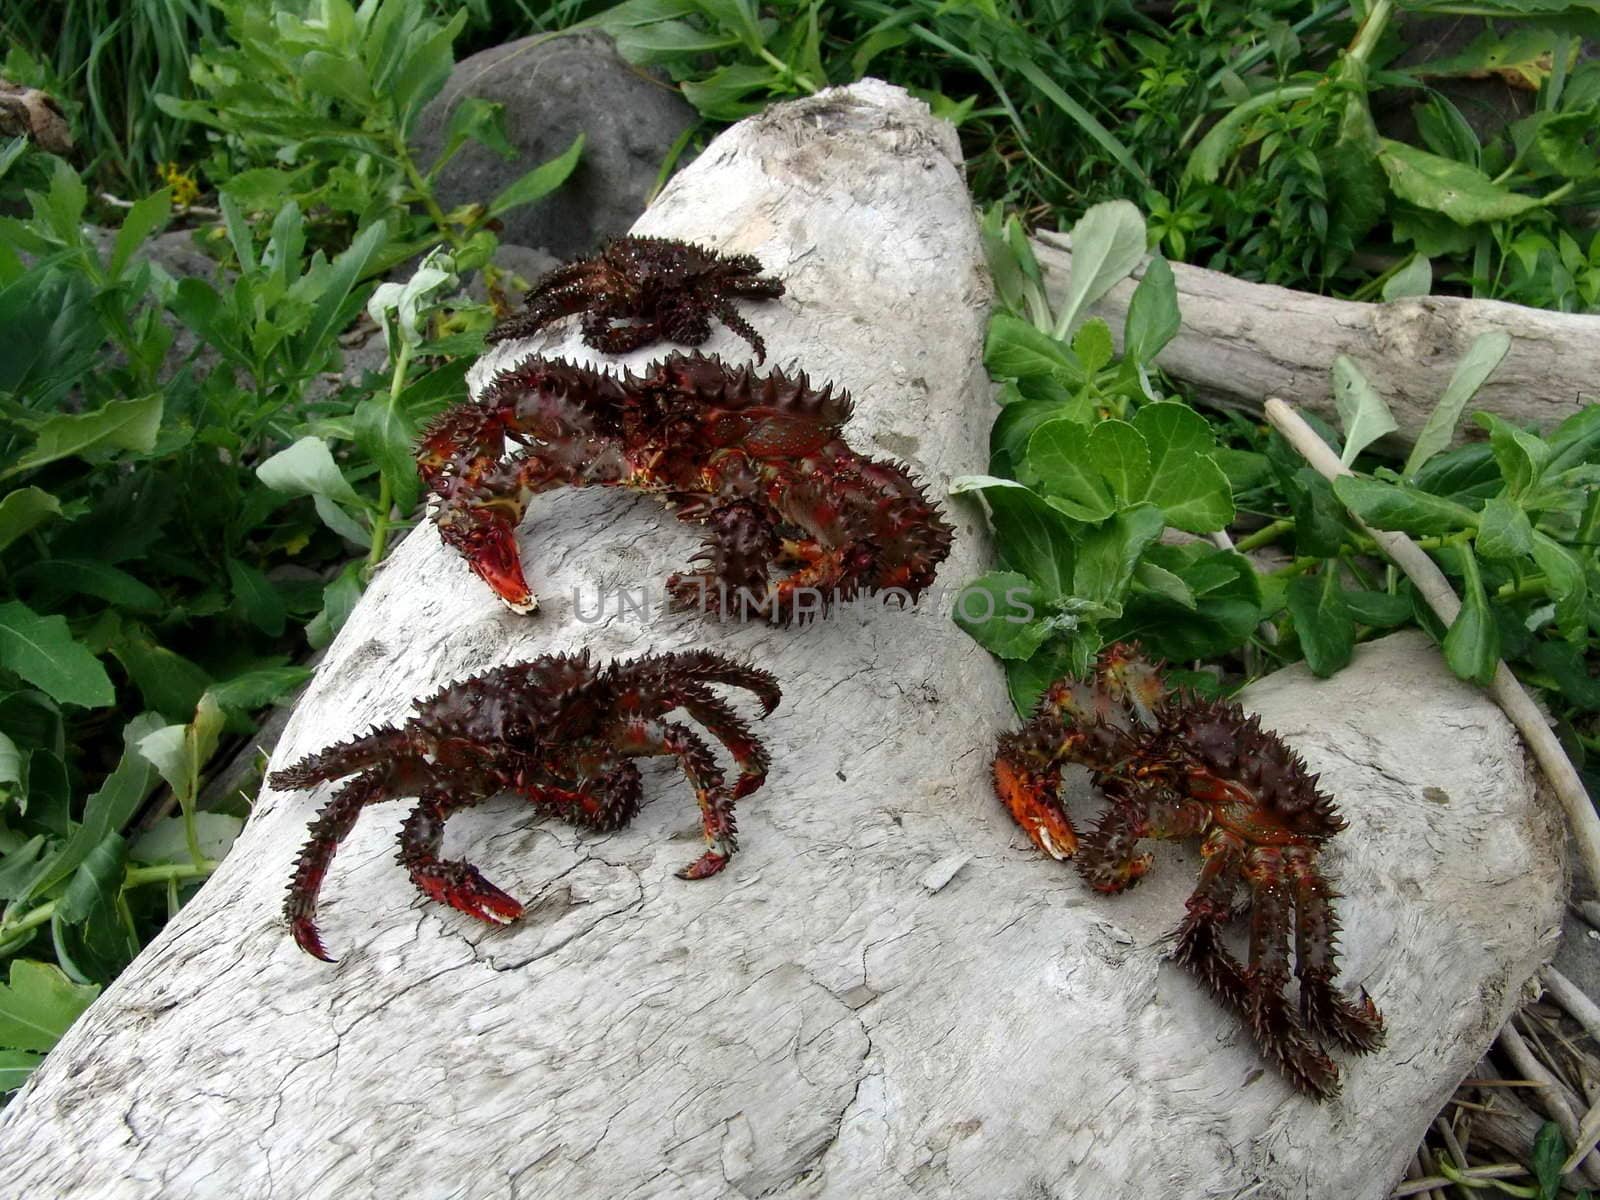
[993,642,1384,1098]
[416,350,954,623]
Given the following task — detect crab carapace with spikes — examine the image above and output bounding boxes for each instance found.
[484,235,785,361]
[415,350,954,622]
[992,643,1384,1098]
[269,649,781,961]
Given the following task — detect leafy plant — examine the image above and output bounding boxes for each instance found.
[957,201,1263,712]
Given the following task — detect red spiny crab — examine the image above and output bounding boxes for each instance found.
[485,235,785,361]
[416,351,954,623]
[269,649,780,961]
[993,644,1383,1098]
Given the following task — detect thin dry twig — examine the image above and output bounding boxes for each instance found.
[1262,398,1600,895]
[1500,1020,1600,1183]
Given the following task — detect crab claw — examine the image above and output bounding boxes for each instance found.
[994,753,1078,861]
[676,847,731,880]
[465,520,538,614]
[415,865,526,926]
[291,916,336,964]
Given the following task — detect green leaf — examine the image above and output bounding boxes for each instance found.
[1052,200,1147,338]
[1343,589,1412,627]
[1132,560,1195,609]
[1475,411,1550,498]
[0,960,99,1053]
[1403,332,1511,478]
[110,630,209,722]
[1381,253,1432,301]
[256,436,363,506]
[302,50,373,107]
[0,487,61,553]
[0,602,113,708]
[227,559,287,637]
[1086,420,1152,503]
[1530,530,1585,602]
[1073,503,1164,607]
[1000,50,1152,191]
[12,559,162,613]
[1378,138,1545,224]
[1123,256,1180,362]
[4,396,163,477]
[0,1049,42,1093]
[136,694,225,841]
[487,133,585,219]
[109,189,172,279]
[1291,469,1349,559]
[23,726,157,902]
[206,666,311,712]
[288,218,388,373]
[131,813,243,866]
[353,396,421,515]
[306,563,364,650]
[1004,635,1096,717]
[1071,318,1114,376]
[1183,85,1316,185]
[1443,549,1498,686]
[1143,453,1233,533]
[950,476,1078,597]
[1332,476,1479,535]
[55,833,128,925]
[1021,420,1115,521]
[1287,570,1355,677]
[1133,400,1213,459]
[952,571,1055,660]
[1473,496,1535,559]
[1110,544,1262,660]
[1332,355,1398,465]
[1536,109,1599,179]
[1531,1121,1565,1200]
[984,313,1079,384]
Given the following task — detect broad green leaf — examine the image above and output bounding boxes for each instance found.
[1123,256,1180,362]
[0,960,99,1053]
[227,559,287,637]
[4,396,163,477]
[23,726,158,902]
[0,1049,42,1093]
[1286,571,1354,677]
[206,666,311,712]
[680,62,778,120]
[1343,589,1412,627]
[131,813,244,866]
[1183,85,1316,185]
[1530,530,1585,601]
[0,487,61,553]
[1332,356,1398,465]
[1473,496,1535,559]
[288,218,388,373]
[1443,549,1498,686]
[1052,200,1147,338]
[307,564,364,650]
[12,559,162,613]
[110,633,208,722]
[1535,109,1599,179]
[1132,560,1195,609]
[1332,476,1479,535]
[0,602,113,708]
[487,133,585,219]
[1004,635,1097,717]
[109,190,173,279]
[54,832,128,925]
[1110,544,1262,660]
[1381,253,1432,301]
[1133,401,1213,459]
[1475,411,1550,498]
[1143,453,1233,533]
[950,476,1078,597]
[1531,1121,1565,1200]
[1021,420,1115,521]
[1073,503,1164,607]
[1291,468,1349,558]
[0,729,19,800]
[353,396,422,515]
[1403,331,1511,478]
[984,313,1079,384]
[1378,138,1544,224]
[1086,420,1152,502]
[1071,318,1114,376]
[952,571,1056,660]
[256,436,363,506]
[0,838,47,901]
[302,50,373,106]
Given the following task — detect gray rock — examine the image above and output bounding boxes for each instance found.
[413,32,695,258]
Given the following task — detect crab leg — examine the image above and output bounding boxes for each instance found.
[269,726,410,791]
[1075,781,1154,894]
[667,502,780,618]
[665,681,771,799]
[397,791,525,928]
[1288,848,1385,1053]
[639,651,782,717]
[617,718,733,880]
[284,768,393,962]
[581,311,667,355]
[709,297,768,361]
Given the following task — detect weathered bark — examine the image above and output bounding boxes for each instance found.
[1034,230,1600,439]
[0,83,1564,1200]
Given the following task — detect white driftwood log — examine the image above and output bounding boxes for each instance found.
[0,83,1565,1200]
[1033,230,1600,439]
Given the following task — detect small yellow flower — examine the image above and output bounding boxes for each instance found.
[160,161,201,209]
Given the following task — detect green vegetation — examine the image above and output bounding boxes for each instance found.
[0,0,580,1095]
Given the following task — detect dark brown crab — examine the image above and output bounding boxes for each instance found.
[269,649,780,960]
[993,643,1384,1098]
[485,235,785,361]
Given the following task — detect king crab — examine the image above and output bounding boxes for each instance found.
[992,643,1384,1098]
[415,350,954,622]
[485,235,785,361]
[269,649,780,961]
